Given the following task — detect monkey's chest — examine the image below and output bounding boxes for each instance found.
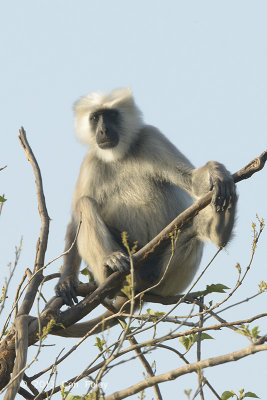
[97,177,190,245]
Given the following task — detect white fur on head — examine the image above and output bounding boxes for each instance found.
[74,88,143,162]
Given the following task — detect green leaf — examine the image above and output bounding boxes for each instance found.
[221,391,235,400]
[235,329,250,337]
[179,336,191,351]
[0,195,6,202]
[235,325,252,339]
[80,267,94,282]
[81,267,90,276]
[244,393,259,398]
[204,283,230,294]
[120,320,127,329]
[121,274,132,298]
[235,262,241,273]
[191,334,198,343]
[258,281,267,293]
[200,333,214,340]
[251,326,260,338]
[94,336,105,351]
[146,308,165,317]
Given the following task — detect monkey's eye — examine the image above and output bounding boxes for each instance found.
[90,113,99,122]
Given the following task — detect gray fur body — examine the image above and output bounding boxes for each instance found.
[55,88,236,309]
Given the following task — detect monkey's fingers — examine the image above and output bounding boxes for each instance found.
[223,179,236,210]
[104,251,130,273]
[211,180,224,212]
[56,282,78,306]
[212,176,236,212]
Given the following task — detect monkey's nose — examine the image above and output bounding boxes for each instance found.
[99,129,106,138]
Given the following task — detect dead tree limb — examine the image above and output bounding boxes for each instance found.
[1,127,50,399]
[18,126,50,314]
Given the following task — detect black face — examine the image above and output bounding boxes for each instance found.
[90,108,120,149]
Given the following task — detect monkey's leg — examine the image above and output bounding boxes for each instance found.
[75,196,130,284]
[55,219,81,305]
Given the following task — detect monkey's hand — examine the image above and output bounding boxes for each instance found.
[103,251,131,274]
[207,162,236,213]
[55,276,79,307]
[193,161,236,213]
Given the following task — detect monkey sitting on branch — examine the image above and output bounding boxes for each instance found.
[55,88,237,313]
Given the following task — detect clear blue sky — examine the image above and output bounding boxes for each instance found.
[1,1,266,399]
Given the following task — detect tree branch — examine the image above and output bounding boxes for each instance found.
[104,343,267,400]
[18,126,50,315]
[0,127,50,398]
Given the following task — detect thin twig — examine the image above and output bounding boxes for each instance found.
[0,238,23,318]
[128,336,163,400]
[194,297,204,400]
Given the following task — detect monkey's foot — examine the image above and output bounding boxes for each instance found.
[55,277,78,306]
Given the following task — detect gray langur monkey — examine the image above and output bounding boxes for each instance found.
[55,88,237,313]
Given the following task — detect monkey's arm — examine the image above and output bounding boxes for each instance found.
[56,197,130,306]
[191,161,236,210]
[141,125,236,208]
[190,161,237,247]
[142,126,237,247]
[55,219,81,306]
[170,158,237,246]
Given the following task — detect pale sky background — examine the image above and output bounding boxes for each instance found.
[0,1,266,399]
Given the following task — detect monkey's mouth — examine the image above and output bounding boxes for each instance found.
[96,127,119,149]
[98,138,119,149]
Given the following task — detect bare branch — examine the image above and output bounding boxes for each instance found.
[104,343,267,400]
[1,128,51,398]
[157,344,221,399]
[128,335,163,400]
[18,127,50,315]
[196,297,204,400]
[3,316,31,400]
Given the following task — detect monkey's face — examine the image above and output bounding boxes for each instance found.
[90,108,121,149]
[74,89,143,161]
